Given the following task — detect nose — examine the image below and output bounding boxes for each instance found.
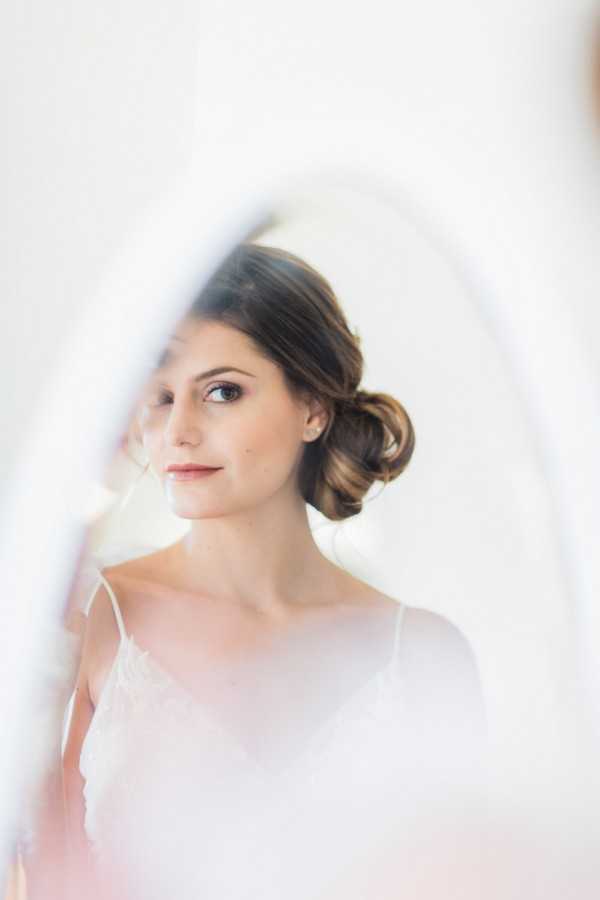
[163,393,203,446]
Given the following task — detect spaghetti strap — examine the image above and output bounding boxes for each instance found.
[84,567,128,645]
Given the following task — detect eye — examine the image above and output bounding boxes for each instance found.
[149,382,243,407]
[205,382,243,403]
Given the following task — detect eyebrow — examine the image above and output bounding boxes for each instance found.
[152,353,256,384]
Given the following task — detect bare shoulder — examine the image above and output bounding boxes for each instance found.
[80,550,169,707]
[78,573,125,709]
[398,604,480,674]
[338,575,484,716]
[342,576,478,668]
[88,549,168,638]
[401,604,476,649]
[398,605,486,734]
[335,568,481,681]
[100,546,170,583]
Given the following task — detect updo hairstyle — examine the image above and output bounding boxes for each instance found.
[183,242,415,521]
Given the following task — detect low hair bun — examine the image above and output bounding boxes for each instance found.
[303,388,416,521]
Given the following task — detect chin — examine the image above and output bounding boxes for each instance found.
[166,498,234,520]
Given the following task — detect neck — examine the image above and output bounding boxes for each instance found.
[167,489,337,616]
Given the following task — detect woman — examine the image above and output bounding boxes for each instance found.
[61,242,485,899]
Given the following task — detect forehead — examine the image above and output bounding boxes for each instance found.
[154,319,259,371]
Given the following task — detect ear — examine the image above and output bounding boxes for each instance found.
[303,396,329,439]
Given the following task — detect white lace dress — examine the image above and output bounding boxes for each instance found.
[69,563,484,900]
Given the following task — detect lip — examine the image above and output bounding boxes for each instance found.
[165,464,222,482]
[167,469,221,481]
[166,464,220,472]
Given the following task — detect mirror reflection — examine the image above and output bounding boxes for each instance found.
[15,186,560,897]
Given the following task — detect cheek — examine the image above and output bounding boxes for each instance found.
[232,411,302,477]
[242,423,302,481]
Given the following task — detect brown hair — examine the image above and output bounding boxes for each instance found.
[179,241,415,521]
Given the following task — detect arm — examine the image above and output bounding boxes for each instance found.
[20,595,99,900]
[61,665,98,899]
[60,582,118,900]
[17,614,87,900]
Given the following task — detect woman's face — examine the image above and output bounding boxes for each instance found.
[135,318,324,519]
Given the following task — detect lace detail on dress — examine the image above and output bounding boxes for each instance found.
[79,571,407,865]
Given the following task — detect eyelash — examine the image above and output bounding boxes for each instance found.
[153,382,243,406]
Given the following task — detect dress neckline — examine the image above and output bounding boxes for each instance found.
[84,604,405,778]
